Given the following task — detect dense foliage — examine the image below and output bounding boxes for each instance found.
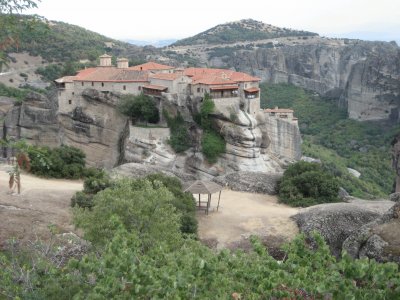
[72,173,197,235]
[199,95,226,163]
[278,161,340,207]
[1,177,400,299]
[174,20,317,46]
[164,110,191,153]
[117,93,159,125]
[1,15,136,63]
[261,82,399,198]
[35,61,96,82]
[26,145,86,179]
[0,0,38,70]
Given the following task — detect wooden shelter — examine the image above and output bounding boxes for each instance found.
[183,180,223,215]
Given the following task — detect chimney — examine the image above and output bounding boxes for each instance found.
[117,58,129,69]
[99,54,112,67]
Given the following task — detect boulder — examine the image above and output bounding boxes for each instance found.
[112,162,197,182]
[342,202,400,263]
[213,171,281,194]
[293,199,394,257]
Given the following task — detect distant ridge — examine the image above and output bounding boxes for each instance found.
[172,19,318,46]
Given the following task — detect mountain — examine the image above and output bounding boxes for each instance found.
[125,39,177,48]
[167,19,400,123]
[4,15,156,63]
[172,19,317,46]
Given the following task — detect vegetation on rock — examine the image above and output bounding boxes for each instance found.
[278,161,340,207]
[261,82,399,198]
[117,93,159,125]
[199,94,226,163]
[164,110,191,153]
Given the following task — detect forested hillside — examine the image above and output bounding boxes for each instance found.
[261,83,400,198]
[3,15,143,62]
[173,19,317,46]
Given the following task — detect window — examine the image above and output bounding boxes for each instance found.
[245,83,248,88]
[138,86,141,91]
[197,87,200,93]
[81,82,84,86]
[123,85,126,91]
[68,100,72,104]
[72,92,74,95]
[101,82,104,87]
[91,82,94,86]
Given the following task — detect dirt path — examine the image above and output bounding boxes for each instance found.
[197,190,299,250]
[0,164,83,248]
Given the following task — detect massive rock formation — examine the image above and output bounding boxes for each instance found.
[168,37,400,122]
[58,89,129,169]
[342,201,400,263]
[293,199,396,259]
[1,92,60,152]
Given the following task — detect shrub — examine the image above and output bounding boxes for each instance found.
[71,191,94,209]
[83,169,111,194]
[201,131,226,164]
[145,173,197,235]
[164,111,191,153]
[27,145,86,179]
[118,93,159,124]
[278,161,340,207]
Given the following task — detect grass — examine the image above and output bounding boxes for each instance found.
[261,83,400,198]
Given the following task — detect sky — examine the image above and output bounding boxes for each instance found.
[25,0,400,42]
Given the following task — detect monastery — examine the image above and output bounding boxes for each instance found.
[55,54,262,117]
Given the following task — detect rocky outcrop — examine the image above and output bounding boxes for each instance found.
[293,199,394,257]
[112,162,197,182]
[58,89,129,168]
[342,201,400,263]
[213,171,280,194]
[1,92,60,152]
[171,38,400,121]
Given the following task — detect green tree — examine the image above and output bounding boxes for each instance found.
[73,179,182,249]
[0,0,39,70]
[278,161,340,207]
[117,93,159,125]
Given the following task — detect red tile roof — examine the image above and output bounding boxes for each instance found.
[184,68,260,85]
[74,67,149,82]
[143,84,168,91]
[244,87,260,93]
[55,76,76,83]
[210,85,239,90]
[149,73,182,81]
[129,62,174,71]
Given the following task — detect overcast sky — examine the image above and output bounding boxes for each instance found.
[26,0,400,42]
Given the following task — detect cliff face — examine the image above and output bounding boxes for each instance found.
[58,89,129,169]
[1,92,60,150]
[0,88,301,176]
[168,38,400,122]
[221,40,400,121]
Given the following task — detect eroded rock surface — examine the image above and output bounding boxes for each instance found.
[343,202,400,263]
[293,199,394,257]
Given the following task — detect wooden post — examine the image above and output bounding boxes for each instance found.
[217,190,222,211]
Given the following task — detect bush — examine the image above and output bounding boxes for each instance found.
[27,145,86,179]
[145,173,197,235]
[164,111,191,153]
[201,131,226,164]
[278,161,340,207]
[83,168,111,194]
[71,191,94,209]
[118,93,159,124]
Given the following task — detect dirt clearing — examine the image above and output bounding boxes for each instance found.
[197,189,299,251]
[0,164,83,248]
